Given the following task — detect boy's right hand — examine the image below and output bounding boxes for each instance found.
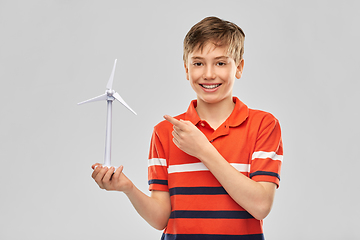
[91,163,133,194]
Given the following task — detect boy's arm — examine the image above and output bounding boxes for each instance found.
[164,115,277,220]
[91,164,171,230]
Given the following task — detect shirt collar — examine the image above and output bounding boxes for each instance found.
[184,97,249,127]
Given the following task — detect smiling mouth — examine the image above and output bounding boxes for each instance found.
[200,84,222,89]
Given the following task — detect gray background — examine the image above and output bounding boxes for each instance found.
[1,0,359,239]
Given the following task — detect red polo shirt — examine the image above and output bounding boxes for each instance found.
[148,97,283,240]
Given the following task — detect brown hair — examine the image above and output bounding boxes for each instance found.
[183,16,245,64]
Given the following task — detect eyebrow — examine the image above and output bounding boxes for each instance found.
[190,56,229,60]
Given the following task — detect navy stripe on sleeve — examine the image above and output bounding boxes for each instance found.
[169,210,254,219]
[169,187,227,196]
[148,179,168,185]
[162,233,264,240]
[249,171,280,180]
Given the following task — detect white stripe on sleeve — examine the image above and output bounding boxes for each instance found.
[252,151,283,162]
[148,158,167,167]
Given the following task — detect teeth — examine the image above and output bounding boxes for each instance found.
[201,84,221,89]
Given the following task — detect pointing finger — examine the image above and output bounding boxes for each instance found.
[164,115,181,127]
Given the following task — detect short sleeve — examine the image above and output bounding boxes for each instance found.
[148,129,169,192]
[249,114,283,188]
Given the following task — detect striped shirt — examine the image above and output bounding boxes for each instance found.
[148,97,283,240]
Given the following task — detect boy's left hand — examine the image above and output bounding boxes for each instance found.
[164,115,212,159]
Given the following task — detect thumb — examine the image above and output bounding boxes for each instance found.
[113,165,124,178]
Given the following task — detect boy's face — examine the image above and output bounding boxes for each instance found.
[184,43,244,105]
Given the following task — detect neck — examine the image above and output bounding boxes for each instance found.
[195,96,235,130]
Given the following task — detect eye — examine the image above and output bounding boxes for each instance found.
[217,62,226,66]
[193,62,203,66]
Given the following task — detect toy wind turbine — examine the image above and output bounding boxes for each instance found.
[78,59,137,168]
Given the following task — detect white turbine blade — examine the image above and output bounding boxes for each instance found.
[106,59,117,90]
[77,93,107,105]
[113,92,137,115]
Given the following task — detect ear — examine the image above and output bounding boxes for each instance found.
[235,59,245,79]
[184,62,189,80]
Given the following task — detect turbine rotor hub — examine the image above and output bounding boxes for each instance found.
[106,89,115,96]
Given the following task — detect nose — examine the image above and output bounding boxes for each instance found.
[203,65,215,80]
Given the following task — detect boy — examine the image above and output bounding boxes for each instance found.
[92,16,283,240]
